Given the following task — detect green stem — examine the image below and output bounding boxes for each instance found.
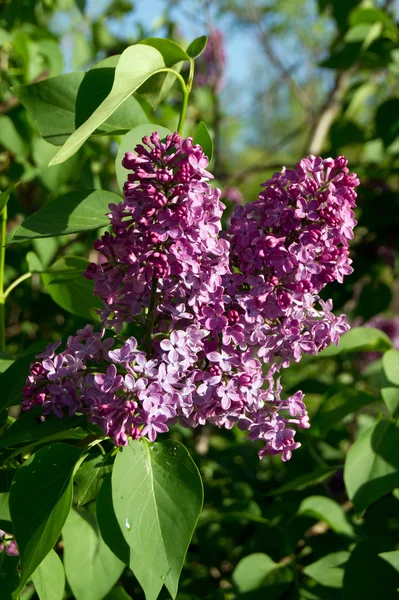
[0,205,7,352]
[160,67,190,136]
[145,276,158,358]
[187,58,195,93]
[3,272,32,301]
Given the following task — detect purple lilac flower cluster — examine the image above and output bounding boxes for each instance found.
[22,134,358,461]
[195,29,226,89]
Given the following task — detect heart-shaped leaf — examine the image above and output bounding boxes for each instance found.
[112,439,203,600]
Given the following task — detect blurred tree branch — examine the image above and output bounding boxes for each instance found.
[245,0,314,118]
[307,66,357,155]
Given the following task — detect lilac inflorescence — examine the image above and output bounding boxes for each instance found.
[22,133,359,461]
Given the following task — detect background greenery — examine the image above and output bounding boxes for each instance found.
[1,0,399,598]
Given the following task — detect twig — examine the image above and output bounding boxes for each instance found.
[307,67,357,155]
[245,0,314,116]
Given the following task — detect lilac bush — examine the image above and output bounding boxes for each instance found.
[22,133,358,461]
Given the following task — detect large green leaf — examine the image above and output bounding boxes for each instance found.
[63,508,124,600]
[13,73,84,145]
[303,551,349,589]
[75,55,149,133]
[232,553,293,598]
[0,407,84,450]
[13,190,118,242]
[382,349,399,385]
[343,540,399,599]
[9,443,82,591]
[344,419,399,513]
[112,439,203,600]
[115,125,172,192]
[14,60,150,148]
[32,549,65,600]
[297,496,354,537]
[136,38,187,109]
[50,45,166,165]
[41,256,102,320]
[319,327,392,357]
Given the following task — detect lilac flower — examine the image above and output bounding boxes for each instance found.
[23,140,358,461]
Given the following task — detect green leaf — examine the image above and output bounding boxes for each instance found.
[0,186,15,215]
[26,252,44,273]
[0,469,14,530]
[382,349,399,385]
[343,540,399,599]
[0,115,28,157]
[0,406,84,450]
[312,389,375,433]
[112,439,203,600]
[50,45,166,164]
[0,351,39,411]
[136,39,186,109]
[13,190,118,242]
[141,38,190,64]
[41,256,102,320]
[75,56,150,133]
[115,125,172,192]
[0,553,19,600]
[379,550,399,573]
[344,420,399,513]
[186,36,208,59]
[33,237,58,269]
[267,465,340,495]
[37,39,64,77]
[104,587,132,600]
[297,496,354,537]
[319,327,392,357]
[74,453,112,507]
[303,551,349,589]
[9,443,82,591]
[232,553,293,597]
[32,137,82,193]
[381,387,399,419]
[63,508,124,600]
[193,121,213,161]
[13,73,84,145]
[32,549,65,600]
[345,82,377,121]
[96,475,130,566]
[375,99,399,148]
[349,7,391,26]
[13,32,46,82]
